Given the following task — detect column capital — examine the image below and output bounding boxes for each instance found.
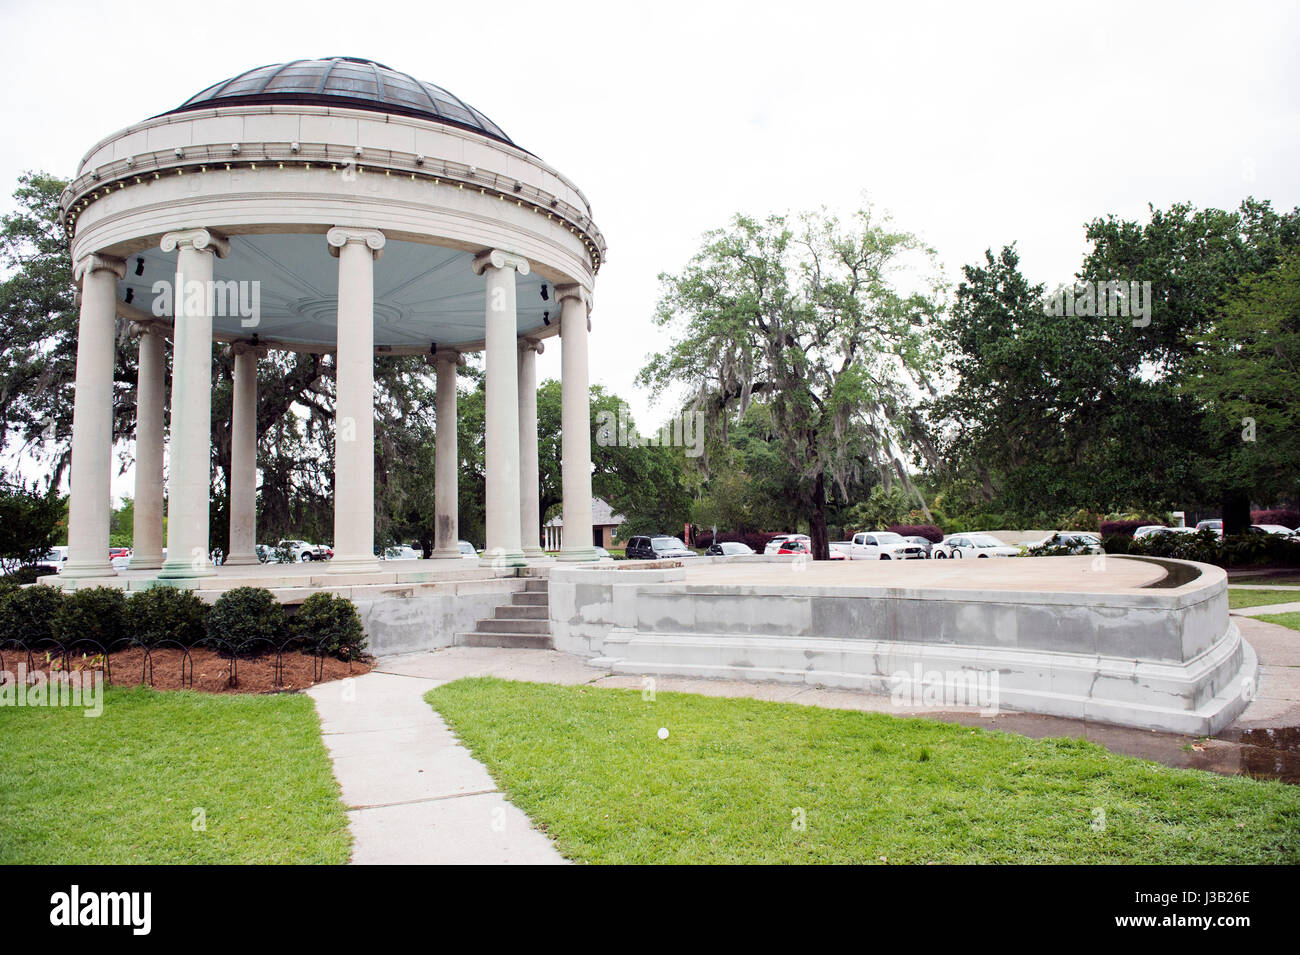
[471,248,531,276]
[554,283,593,311]
[426,348,467,368]
[327,226,386,259]
[232,340,269,358]
[519,337,545,356]
[73,252,127,282]
[127,319,166,339]
[160,228,230,258]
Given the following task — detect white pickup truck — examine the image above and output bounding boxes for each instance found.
[837,531,927,560]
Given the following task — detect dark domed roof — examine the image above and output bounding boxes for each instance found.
[166,57,515,146]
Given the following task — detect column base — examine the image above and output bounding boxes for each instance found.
[157,559,217,580]
[222,553,259,566]
[429,549,466,561]
[482,547,527,569]
[129,553,163,571]
[328,556,380,574]
[58,560,117,581]
[522,546,548,560]
[558,546,600,563]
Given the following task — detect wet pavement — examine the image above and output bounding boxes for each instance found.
[914,710,1300,784]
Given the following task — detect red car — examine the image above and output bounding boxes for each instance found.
[109,547,132,559]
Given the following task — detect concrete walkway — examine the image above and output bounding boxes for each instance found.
[305,671,566,865]
[1232,601,1300,616]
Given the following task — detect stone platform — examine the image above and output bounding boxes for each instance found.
[40,560,548,656]
[548,555,1256,735]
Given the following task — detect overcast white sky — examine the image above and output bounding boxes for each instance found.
[2,0,1298,499]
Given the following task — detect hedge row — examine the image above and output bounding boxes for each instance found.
[887,524,944,543]
[0,585,366,660]
[1252,510,1300,529]
[1103,530,1300,567]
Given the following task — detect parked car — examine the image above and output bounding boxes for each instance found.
[933,534,1022,559]
[1195,519,1223,537]
[903,536,934,558]
[1254,524,1297,537]
[255,543,276,563]
[1132,525,1196,540]
[625,535,698,560]
[41,546,68,569]
[1027,531,1105,555]
[828,542,851,560]
[593,545,612,559]
[277,539,333,562]
[705,541,756,557]
[457,540,479,559]
[764,534,810,555]
[841,532,927,560]
[777,538,810,555]
[108,546,131,560]
[383,545,421,560]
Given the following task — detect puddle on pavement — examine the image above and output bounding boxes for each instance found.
[921,711,1300,784]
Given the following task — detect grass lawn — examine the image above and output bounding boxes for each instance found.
[1256,612,1300,633]
[1227,589,1300,609]
[0,685,351,864]
[427,677,1300,865]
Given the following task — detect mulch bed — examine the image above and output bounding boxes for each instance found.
[2,647,371,694]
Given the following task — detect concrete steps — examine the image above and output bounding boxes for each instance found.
[456,578,553,649]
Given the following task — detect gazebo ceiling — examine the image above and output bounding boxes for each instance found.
[165,57,517,148]
[126,234,556,351]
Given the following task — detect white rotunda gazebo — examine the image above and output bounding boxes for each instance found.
[58,56,606,583]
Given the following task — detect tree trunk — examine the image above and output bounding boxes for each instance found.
[1222,489,1252,536]
[809,471,830,560]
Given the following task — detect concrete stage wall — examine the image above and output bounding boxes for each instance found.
[547,555,1256,735]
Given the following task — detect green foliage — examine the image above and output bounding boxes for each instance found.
[206,587,285,648]
[52,586,128,646]
[290,592,367,660]
[1182,252,1300,508]
[0,583,65,644]
[428,677,1300,864]
[844,485,913,532]
[126,586,209,647]
[0,687,352,863]
[642,207,944,556]
[1126,530,1300,568]
[0,476,65,573]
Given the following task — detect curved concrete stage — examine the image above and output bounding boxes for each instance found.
[549,555,1256,735]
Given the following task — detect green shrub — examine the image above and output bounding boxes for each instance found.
[290,592,367,660]
[206,587,285,649]
[52,586,129,647]
[1,565,59,586]
[127,586,209,647]
[1100,534,1131,554]
[0,584,66,644]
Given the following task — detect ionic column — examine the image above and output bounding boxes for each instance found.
[518,339,545,559]
[431,348,462,559]
[326,227,385,574]
[159,228,228,580]
[557,285,597,562]
[472,249,529,568]
[62,253,127,580]
[224,342,263,566]
[130,322,166,571]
